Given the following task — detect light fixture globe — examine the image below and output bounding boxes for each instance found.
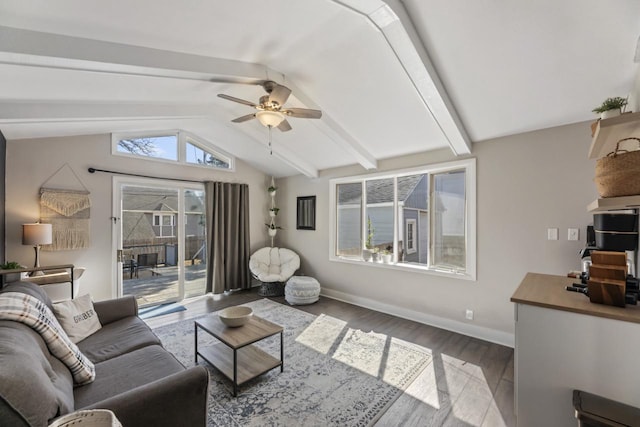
[256,110,285,128]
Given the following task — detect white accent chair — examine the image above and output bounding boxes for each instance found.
[249,247,300,296]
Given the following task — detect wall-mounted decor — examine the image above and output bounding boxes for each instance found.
[296,196,316,230]
[39,164,91,251]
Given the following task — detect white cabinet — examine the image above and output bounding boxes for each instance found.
[512,273,640,426]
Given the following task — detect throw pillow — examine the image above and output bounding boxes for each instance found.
[53,294,102,344]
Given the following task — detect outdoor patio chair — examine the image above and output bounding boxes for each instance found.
[135,253,159,278]
[249,247,300,296]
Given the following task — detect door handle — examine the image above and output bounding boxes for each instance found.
[117,249,124,263]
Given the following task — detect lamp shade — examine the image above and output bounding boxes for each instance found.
[256,110,285,128]
[22,223,53,246]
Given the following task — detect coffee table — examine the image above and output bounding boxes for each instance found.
[194,314,283,396]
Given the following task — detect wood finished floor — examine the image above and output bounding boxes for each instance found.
[145,289,515,427]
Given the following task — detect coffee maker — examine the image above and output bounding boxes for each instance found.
[578,212,640,304]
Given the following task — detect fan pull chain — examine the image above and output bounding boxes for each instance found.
[268,126,273,155]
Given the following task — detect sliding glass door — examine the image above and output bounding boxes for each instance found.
[114,178,206,307]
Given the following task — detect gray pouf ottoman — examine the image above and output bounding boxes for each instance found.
[285,276,321,305]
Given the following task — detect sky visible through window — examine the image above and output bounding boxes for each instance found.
[117,135,177,161]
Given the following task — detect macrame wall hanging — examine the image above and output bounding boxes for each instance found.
[39,164,91,251]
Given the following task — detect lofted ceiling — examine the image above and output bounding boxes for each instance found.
[0,0,638,177]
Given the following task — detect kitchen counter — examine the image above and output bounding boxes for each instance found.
[511,272,640,427]
[511,272,640,324]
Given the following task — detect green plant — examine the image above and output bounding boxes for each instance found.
[365,216,375,249]
[269,207,280,214]
[0,261,22,270]
[381,249,391,255]
[268,185,277,193]
[592,97,628,114]
[265,223,283,230]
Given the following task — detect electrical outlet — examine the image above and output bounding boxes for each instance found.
[568,228,579,241]
[547,228,559,240]
[465,309,474,320]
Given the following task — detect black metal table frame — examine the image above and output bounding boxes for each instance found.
[194,321,284,397]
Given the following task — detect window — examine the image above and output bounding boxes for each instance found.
[112,131,234,171]
[330,158,476,280]
[406,219,416,254]
[116,135,178,161]
[185,140,230,169]
[153,213,176,237]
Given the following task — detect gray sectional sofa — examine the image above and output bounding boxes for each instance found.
[0,281,209,427]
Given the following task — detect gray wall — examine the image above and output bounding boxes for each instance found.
[276,121,597,346]
[5,133,270,301]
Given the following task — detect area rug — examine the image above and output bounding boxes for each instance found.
[152,299,432,426]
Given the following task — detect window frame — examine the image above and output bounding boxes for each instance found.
[111,130,235,172]
[152,213,176,237]
[329,158,476,281]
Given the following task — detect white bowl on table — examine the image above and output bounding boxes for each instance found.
[218,306,253,327]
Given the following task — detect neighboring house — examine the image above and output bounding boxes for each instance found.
[337,173,465,266]
[122,188,206,265]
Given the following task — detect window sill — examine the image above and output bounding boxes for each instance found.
[329,256,476,281]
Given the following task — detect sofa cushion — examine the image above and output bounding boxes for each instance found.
[77,316,161,363]
[53,294,102,344]
[0,280,53,311]
[74,345,185,409]
[0,320,74,427]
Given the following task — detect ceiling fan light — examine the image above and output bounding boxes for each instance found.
[256,110,285,128]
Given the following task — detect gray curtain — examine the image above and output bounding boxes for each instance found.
[204,181,251,294]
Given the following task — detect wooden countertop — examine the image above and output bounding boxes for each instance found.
[511,272,640,324]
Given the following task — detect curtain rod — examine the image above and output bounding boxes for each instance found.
[88,167,203,184]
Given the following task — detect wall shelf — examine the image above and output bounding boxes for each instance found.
[588,111,640,159]
[587,195,640,212]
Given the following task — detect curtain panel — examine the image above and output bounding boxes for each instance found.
[204,182,250,294]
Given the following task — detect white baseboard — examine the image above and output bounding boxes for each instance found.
[320,288,515,348]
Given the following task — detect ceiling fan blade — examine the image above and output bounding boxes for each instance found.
[268,84,292,106]
[218,94,257,107]
[231,113,256,123]
[284,108,322,119]
[277,119,292,132]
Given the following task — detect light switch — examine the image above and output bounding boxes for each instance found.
[568,228,579,241]
[547,228,559,240]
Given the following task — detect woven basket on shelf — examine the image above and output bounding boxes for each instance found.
[595,137,640,198]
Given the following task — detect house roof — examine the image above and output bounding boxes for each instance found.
[123,187,204,213]
[338,175,423,205]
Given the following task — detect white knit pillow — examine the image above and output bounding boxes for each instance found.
[53,294,102,343]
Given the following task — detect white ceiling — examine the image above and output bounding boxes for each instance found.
[0,0,638,177]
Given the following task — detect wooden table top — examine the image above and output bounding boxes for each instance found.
[195,314,282,349]
[511,272,640,324]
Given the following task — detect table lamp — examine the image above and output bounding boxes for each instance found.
[22,223,52,276]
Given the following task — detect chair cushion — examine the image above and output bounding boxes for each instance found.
[74,345,185,409]
[249,247,300,283]
[77,316,160,363]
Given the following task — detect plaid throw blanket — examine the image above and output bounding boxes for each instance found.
[0,292,95,385]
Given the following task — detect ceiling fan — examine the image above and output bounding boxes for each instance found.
[217,81,322,132]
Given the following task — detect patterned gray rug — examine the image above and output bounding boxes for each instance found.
[152,299,432,426]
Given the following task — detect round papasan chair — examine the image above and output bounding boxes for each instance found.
[249,247,300,296]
